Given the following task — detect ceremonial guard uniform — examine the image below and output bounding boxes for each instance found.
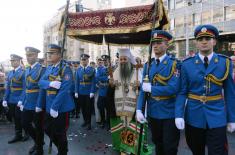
[137,30,181,155]
[2,54,28,143]
[0,70,5,120]
[96,56,109,128]
[21,47,46,155]
[70,61,80,118]
[175,25,235,155]
[38,44,74,155]
[75,54,95,130]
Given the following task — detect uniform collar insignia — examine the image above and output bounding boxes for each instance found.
[195,59,199,64]
[214,58,218,63]
[163,60,167,64]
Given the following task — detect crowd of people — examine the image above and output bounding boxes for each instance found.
[0,24,235,155]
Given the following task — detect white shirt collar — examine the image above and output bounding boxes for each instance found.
[14,66,21,72]
[30,62,38,69]
[199,52,214,63]
[81,65,88,69]
[53,60,62,68]
[155,53,167,63]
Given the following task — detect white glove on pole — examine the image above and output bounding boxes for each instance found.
[35,107,42,113]
[17,101,23,107]
[20,105,24,111]
[50,109,58,118]
[90,93,94,98]
[49,81,61,89]
[75,93,78,98]
[142,82,151,93]
[2,101,7,107]
[227,123,235,133]
[175,118,185,130]
[136,110,147,124]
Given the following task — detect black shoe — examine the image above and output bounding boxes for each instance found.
[31,149,43,155]
[81,122,87,127]
[8,135,23,144]
[100,122,105,129]
[29,145,37,154]
[106,125,110,131]
[86,125,91,130]
[22,134,30,141]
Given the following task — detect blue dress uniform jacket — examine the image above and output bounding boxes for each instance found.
[70,69,77,93]
[38,61,75,113]
[175,53,235,129]
[95,66,109,97]
[137,55,180,119]
[75,66,95,95]
[22,63,46,110]
[4,66,25,104]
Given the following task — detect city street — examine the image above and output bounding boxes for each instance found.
[0,117,235,155]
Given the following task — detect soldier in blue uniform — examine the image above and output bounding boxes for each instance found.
[96,56,110,128]
[38,44,74,155]
[75,54,95,130]
[2,54,29,143]
[137,30,181,155]
[20,47,46,155]
[70,61,80,118]
[175,24,235,155]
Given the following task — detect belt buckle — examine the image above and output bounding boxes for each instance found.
[200,95,207,103]
[154,97,160,101]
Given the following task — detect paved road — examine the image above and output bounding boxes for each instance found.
[0,117,235,155]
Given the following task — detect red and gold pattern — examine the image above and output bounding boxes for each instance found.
[66,0,169,45]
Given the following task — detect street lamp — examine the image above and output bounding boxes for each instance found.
[185,0,192,56]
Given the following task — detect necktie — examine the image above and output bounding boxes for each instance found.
[156,59,160,65]
[204,56,208,69]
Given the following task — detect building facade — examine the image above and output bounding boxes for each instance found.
[124,0,235,58]
[165,0,235,57]
[43,0,112,62]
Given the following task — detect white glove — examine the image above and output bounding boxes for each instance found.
[2,101,7,107]
[49,81,61,89]
[90,93,94,98]
[17,101,23,107]
[142,82,151,93]
[35,107,42,113]
[50,109,58,118]
[20,105,24,111]
[175,118,185,130]
[227,123,235,133]
[136,110,147,124]
[75,93,78,98]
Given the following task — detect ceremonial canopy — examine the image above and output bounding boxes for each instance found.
[66,0,169,45]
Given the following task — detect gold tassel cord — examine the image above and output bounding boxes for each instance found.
[206,58,230,86]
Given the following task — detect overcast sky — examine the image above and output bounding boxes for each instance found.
[0,0,125,62]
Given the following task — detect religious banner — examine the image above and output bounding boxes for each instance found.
[66,0,169,45]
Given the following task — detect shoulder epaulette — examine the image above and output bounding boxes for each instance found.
[217,54,231,60]
[183,56,194,62]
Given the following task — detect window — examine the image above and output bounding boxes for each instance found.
[175,16,184,29]
[225,5,235,21]
[213,8,223,23]
[175,0,184,9]
[202,11,211,24]
[193,13,201,26]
